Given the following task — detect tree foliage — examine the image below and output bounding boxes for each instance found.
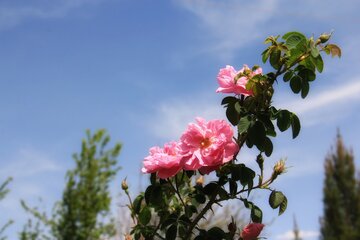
[21,129,121,240]
[320,133,360,240]
[0,177,13,240]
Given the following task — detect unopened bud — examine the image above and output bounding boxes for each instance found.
[319,33,331,43]
[196,176,204,186]
[121,179,128,191]
[271,159,287,180]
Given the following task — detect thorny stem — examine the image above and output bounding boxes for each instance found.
[185,187,219,239]
[168,178,187,209]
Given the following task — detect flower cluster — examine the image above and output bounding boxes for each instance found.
[216,64,262,96]
[142,117,239,178]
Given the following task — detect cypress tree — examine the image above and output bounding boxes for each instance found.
[320,133,359,240]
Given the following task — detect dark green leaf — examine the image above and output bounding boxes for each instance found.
[203,182,218,196]
[251,206,263,223]
[221,96,237,105]
[290,75,302,94]
[299,68,316,81]
[229,180,238,196]
[166,225,177,240]
[279,196,288,215]
[262,48,270,63]
[195,194,206,204]
[144,185,154,205]
[226,104,239,126]
[301,80,310,99]
[263,137,273,157]
[269,191,285,209]
[133,195,144,214]
[248,121,266,146]
[139,207,151,225]
[276,110,291,132]
[270,48,281,69]
[283,71,293,82]
[291,114,301,138]
[208,227,226,239]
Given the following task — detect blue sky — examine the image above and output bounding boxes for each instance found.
[1,0,360,239]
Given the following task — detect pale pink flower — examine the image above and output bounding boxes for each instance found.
[216,65,262,96]
[142,141,183,179]
[241,223,265,240]
[180,117,239,173]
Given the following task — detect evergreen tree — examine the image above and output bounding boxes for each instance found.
[293,215,301,240]
[320,133,359,240]
[21,129,121,240]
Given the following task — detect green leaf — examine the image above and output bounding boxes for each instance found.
[238,116,252,134]
[262,48,270,63]
[282,32,307,49]
[133,195,144,214]
[269,191,285,209]
[226,104,240,126]
[139,207,151,225]
[270,48,281,69]
[311,45,320,58]
[263,137,273,157]
[251,206,263,223]
[298,68,316,82]
[290,75,302,94]
[276,110,291,132]
[203,182,218,196]
[221,96,237,105]
[144,185,154,205]
[248,121,266,146]
[312,55,324,73]
[208,227,226,239]
[166,225,177,240]
[229,180,238,196]
[279,196,288,215]
[291,113,301,138]
[195,194,206,204]
[301,80,310,99]
[283,71,293,82]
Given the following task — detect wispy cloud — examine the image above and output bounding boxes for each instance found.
[0,147,62,179]
[173,0,278,59]
[0,0,105,30]
[277,79,360,126]
[276,230,319,240]
[148,95,224,140]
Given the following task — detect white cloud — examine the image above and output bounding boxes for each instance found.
[0,0,105,30]
[174,0,279,59]
[0,147,62,179]
[148,96,224,140]
[277,79,360,126]
[276,230,319,240]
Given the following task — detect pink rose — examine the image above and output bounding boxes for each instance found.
[216,65,262,96]
[241,223,265,240]
[179,117,239,173]
[142,141,183,179]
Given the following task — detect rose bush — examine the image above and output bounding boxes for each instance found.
[123,31,341,240]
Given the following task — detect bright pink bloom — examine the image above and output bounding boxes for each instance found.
[180,117,239,173]
[241,223,265,240]
[142,141,183,179]
[216,65,262,96]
